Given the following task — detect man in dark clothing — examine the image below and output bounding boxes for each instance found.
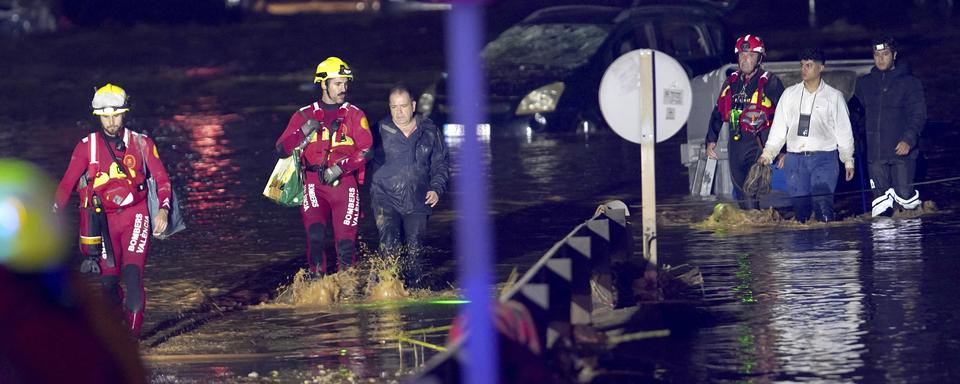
[371,85,450,289]
[706,34,785,209]
[853,36,927,217]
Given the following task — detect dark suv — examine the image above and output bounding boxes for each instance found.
[418,4,728,134]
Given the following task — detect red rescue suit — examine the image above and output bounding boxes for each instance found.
[55,128,172,334]
[276,102,373,275]
[717,70,777,138]
[707,69,784,209]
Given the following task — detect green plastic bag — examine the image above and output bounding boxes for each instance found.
[263,149,304,207]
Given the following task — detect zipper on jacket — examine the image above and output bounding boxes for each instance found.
[877,72,886,136]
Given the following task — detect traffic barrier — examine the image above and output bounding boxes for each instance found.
[411,200,632,382]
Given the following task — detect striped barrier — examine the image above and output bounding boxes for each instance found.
[411,200,632,382]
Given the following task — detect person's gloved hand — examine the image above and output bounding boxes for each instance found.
[322,164,343,185]
[79,257,101,274]
[300,118,321,136]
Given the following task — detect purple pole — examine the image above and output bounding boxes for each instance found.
[446,2,496,384]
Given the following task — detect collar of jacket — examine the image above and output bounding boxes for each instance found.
[870,61,911,77]
[381,114,432,136]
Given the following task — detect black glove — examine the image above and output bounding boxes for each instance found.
[322,164,343,185]
[300,118,321,136]
[79,257,101,274]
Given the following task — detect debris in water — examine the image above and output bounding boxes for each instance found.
[693,203,785,231]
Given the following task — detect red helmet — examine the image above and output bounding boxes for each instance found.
[735,35,765,55]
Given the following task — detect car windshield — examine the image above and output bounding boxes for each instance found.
[481,23,611,70]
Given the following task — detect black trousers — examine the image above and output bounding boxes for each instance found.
[728,136,764,210]
[869,157,917,200]
[374,204,428,286]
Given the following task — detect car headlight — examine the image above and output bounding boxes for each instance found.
[418,83,437,118]
[516,82,564,115]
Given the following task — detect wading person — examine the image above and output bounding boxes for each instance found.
[759,49,856,222]
[53,84,172,335]
[853,36,927,217]
[275,57,373,278]
[705,34,785,209]
[371,85,449,289]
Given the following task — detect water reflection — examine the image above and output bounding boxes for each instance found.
[146,303,454,382]
[161,97,242,222]
[668,215,960,383]
[862,218,924,382]
[769,245,865,380]
[444,134,492,173]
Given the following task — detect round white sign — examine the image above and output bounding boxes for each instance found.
[599,49,692,144]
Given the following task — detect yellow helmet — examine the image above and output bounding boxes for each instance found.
[0,159,67,272]
[314,57,353,83]
[92,83,129,116]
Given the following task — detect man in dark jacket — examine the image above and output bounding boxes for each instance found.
[372,85,450,288]
[854,36,927,217]
[706,35,785,209]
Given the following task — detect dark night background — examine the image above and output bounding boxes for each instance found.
[2,1,959,382]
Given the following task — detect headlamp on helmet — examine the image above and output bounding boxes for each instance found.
[92,83,129,116]
[735,35,765,55]
[314,57,354,84]
[872,35,897,52]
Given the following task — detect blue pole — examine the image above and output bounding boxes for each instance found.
[446,3,496,384]
[857,152,868,214]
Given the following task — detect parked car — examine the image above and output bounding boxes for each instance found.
[418,3,729,135]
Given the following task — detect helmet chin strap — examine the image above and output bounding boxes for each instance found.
[100,126,125,150]
[321,82,337,105]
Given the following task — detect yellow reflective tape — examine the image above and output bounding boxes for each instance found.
[92,172,110,188]
[762,96,773,108]
[79,236,102,245]
[332,136,354,147]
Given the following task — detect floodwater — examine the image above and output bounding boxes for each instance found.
[2,8,960,384]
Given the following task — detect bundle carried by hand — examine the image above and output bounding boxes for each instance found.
[744,162,772,196]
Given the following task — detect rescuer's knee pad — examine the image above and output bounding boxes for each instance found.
[308,224,327,271]
[121,265,143,313]
[308,223,327,246]
[337,239,355,269]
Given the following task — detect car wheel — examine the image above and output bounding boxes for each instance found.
[576,110,605,134]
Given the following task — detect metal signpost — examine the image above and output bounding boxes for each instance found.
[599,49,691,292]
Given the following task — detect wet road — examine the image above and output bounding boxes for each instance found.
[2,9,960,384]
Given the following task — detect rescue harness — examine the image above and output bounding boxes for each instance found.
[717,70,775,141]
[299,104,367,185]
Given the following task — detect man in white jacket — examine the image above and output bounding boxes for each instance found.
[759,48,856,222]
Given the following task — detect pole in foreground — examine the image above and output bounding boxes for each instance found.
[446,2,496,384]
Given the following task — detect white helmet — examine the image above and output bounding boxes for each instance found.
[92,83,129,116]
